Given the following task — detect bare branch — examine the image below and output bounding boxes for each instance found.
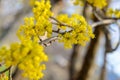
[9,66,12,80]
[107,27,120,52]
[93,9,103,21]
[40,36,58,47]
[0,66,11,74]
[50,16,73,28]
[91,19,116,28]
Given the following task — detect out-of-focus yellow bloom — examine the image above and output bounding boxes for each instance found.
[87,0,107,9]
[73,0,85,6]
[0,73,8,80]
[0,40,48,80]
[107,8,120,18]
[30,0,36,6]
[73,0,107,9]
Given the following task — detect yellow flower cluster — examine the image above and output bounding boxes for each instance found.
[17,17,36,41]
[0,0,95,79]
[0,40,48,80]
[87,0,107,9]
[107,8,120,18]
[17,0,94,49]
[30,0,35,6]
[56,14,94,48]
[15,0,51,79]
[73,0,85,6]
[0,73,8,80]
[73,0,107,9]
[33,0,53,20]
[17,0,53,42]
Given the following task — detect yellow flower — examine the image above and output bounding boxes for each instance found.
[73,0,85,6]
[57,14,94,48]
[74,0,107,9]
[0,40,48,80]
[87,0,107,9]
[107,8,120,18]
[17,0,53,42]
[0,0,95,80]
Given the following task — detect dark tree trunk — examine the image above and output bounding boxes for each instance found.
[76,26,101,80]
[69,44,80,80]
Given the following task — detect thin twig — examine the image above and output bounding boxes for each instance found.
[105,27,120,52]
[51,22,72,27]
[0,66,11,74]
[50,16,73,28]
[39,36,58,47]
[105,17,120,20]
[82,0,87,18]
[9,66,12,80]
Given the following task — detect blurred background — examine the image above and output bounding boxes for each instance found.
[0,0,120,80]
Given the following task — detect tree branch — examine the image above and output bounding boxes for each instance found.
[0,66,11,74]
[9,66,12,80]
[104,27,120,52]
[39,36,58,47]
[50,16,73,28]
[91,19,116,28]
[93,8,103,21]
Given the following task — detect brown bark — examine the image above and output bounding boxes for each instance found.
[69,44,80,80]
[100,52,107,80]
[100,28,110,80]
[76,26,101,80]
